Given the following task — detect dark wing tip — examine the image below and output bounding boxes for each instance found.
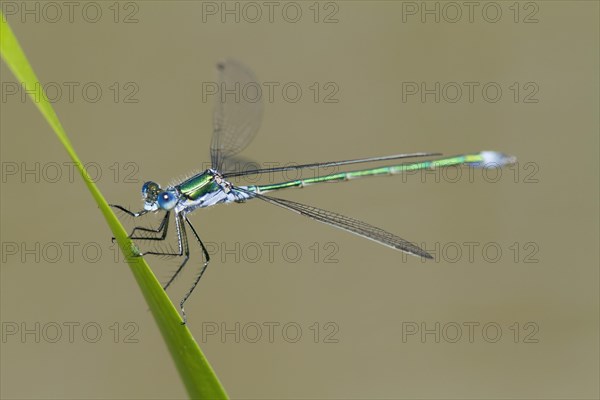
[400,244,433,260]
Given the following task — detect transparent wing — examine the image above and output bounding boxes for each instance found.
[210,59,264,171]
[236,188,432,259]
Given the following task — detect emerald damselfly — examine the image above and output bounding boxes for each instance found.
[111,60,516,324]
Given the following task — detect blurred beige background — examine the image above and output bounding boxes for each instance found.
[1,1,598,399]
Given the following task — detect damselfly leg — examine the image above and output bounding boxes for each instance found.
[179,215,211,325]
[109,205,170,241]
[110,204,209,324]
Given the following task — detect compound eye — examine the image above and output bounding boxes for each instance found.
[142,181,160,201]
[157,191,177,210]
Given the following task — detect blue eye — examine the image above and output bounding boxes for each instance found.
[157,191,178,210]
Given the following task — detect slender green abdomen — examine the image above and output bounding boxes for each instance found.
[250,153,486,194]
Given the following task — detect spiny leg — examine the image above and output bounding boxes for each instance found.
[161,213,192,292]
[140,212,188,260]
[129,211,170,241]
[111,205,208,324]
[110,204,171,241]
[110,204,148,218]
[141,213,191,325]
[109,204,147,243]
[179,215,211,325]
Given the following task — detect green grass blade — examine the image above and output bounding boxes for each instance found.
[0,14,228,399]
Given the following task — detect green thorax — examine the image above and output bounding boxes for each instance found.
[177,171,219,201]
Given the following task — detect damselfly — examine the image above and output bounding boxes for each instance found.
[111,60,516,324]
